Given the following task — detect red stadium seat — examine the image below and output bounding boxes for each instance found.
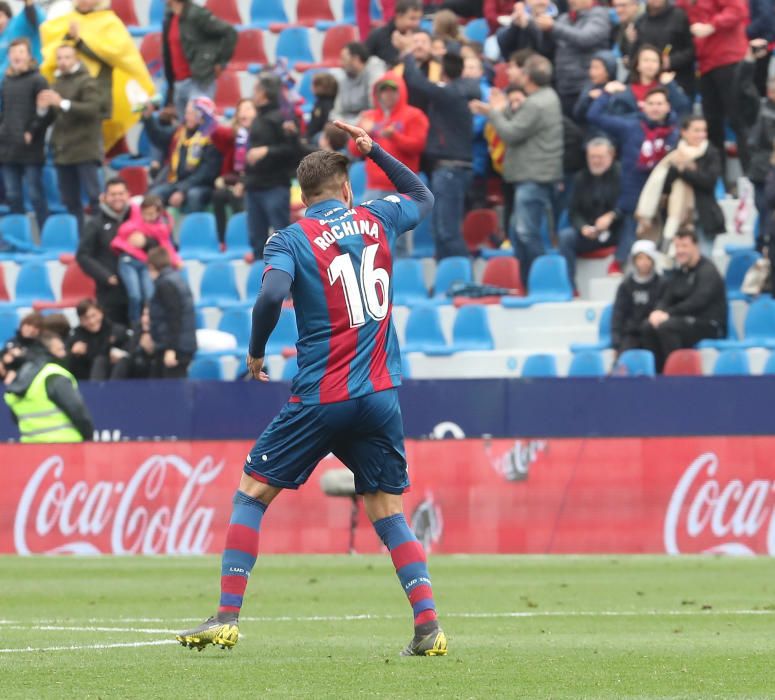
[119,166,149,197]
[140,33,163,74]
[297,0,335,26]
[205,0,242,25]
[297,24,358,71]
[454,257,524,306]
[579,246,616,259]
[230,29,269,71]
[462,208,500,252]
[214,71,243,112]
[0,265,9,301]
[663,349,703,376]
[33,262,96,311]
[111,0,140,27]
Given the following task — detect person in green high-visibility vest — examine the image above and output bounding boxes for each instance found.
[4,331,94,443]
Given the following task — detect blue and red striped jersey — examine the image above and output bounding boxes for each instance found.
[263,194,420,405]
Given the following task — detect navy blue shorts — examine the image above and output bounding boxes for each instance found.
[244,389,409,495]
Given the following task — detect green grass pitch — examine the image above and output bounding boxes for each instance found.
[1,555,774,699]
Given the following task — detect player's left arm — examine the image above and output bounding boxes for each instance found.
[247,269,293,381]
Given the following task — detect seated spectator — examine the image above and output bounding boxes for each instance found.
[41,313,72,341]
[331,42,384,124]
[211,98,256,244]
[366,0,423,66]
[559,138,621,290]
[573,50,617,133]
[639,228,727,372]
[497,0,558,63]
[307,73,338,142]
[587,85,680,272]
[111,195,181,324]
[393,31,442,113]
[610,239,664,356]
[147,247,197,379]
[636,115,725,254]
[534,0,611,115]
[611,0,641,64]
[633,0,695,98]
[1,311,43,385]
[748,76,775,226]
[146,96,222,213]
[67,298,131,381]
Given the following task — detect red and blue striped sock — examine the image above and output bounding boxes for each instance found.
[373,513,438,632]
[217,491,267,622]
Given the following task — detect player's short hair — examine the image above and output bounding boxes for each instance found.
[148,246,172,271]
[297,150,350,200]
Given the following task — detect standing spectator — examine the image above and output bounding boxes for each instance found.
[559,138,621,290]
[147,246,197,379]
[36,43,102,232]
[749,76,775,223]
[484,0,521,34]
[676,0,751,171]
[67,299,132,381]
[474,55,563,281]
[747,0,775,96]
[307,73,338,142]
[331,42,384,124]
[763,151,775,282]
[573,50,618,132]
[587,86,680,271]
[77,177,131,327]
[162,0,237,119]
[146,97,223,213]
[534,0,611,115]
[611,0,642,62]
[496,0,558,63]
[394,31,442,113]
[633,0,696,98]
[245,73,300,259]
[432,9,465,55]
[365,0,423,66]
[610,239,664,355]
[640,229,727,372]
[0,38,49,230]
[403,51,480,259]
[464,55,494,210]
[0,1,44,77]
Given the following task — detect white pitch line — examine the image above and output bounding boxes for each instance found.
[0,640,177,654]
[0,625,179,634]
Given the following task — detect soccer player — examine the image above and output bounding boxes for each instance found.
[176,121,447,657]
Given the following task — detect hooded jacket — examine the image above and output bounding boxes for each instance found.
[0,62,49,164]
[573,50,617,128]
[552,6,611,99]
[351,72,429,192]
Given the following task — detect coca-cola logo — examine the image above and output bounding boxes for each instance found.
[664,452,775,555]
[14,454,224,555]
[485,440,547,482]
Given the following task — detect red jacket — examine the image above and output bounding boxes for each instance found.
[676,0,749,75]
[351,71,429,192]
[111,203,182,268]
[484,0,514,32]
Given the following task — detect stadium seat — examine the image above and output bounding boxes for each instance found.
[13,261,55,306]
[297,25,359,71]
[433,256,473,303]
[569,304,613,352]
[297,0,335,27]
[178,213,220,260]
[393,259,428,307]
[725,249,760,300]
[0,308,18,340]
[493,62,509,89]
[411,216,434,258]
[318,0,356,28]
[33,261,95,310]
[502,255,572,307]
[462,208,499,253]
[230,29,268,71]
[713,349,750,376]
[188,357,224,380]
[663,349,703,376]
[118,166,149,197]
[721,297,775,349]
[450,306,494,351]
[111,0,142,32]
[402,305,452,354]
[281,354,298,381]
[568,351,606,377]
[463,17,490,44]
[265,308,298,355]
[224,212,252,260]
[246,260,267,300]
[482,256,523,295]
[39,214,78,258]
[0,266,9,301]
[521,353,558,378]
[276,27,315,68]
[250,0,289,28]
[217,308,251,356]
[0,214,36,256]
[696,306,740,349]
[614,349,656,377]
[139,33,163,75]
[763,352,775,375]
[205,0,242,24]
[214,71,243,113]
[42,167,67,214]
[198,262,242,308]
[349,161,366,203]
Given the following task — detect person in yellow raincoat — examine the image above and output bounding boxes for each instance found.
[40,0,156,153]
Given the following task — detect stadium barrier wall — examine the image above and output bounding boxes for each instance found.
[2,437,773,556]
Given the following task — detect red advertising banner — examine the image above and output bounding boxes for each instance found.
[1,437,773,556]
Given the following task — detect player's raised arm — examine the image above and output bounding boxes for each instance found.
[333,120,434,218]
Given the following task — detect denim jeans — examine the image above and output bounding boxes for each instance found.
[616,214,637,265]
[430,166,471,260]
[173,78,216,121]
[2,163,48,229]
[150,182,212,213]
[56,162,102,232]
[118,255,154,323]
[246,186,290,258]
[558,226,617,290]
[510,181,557,281]
[364,188,410,258]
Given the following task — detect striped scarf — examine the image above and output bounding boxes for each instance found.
[168,127,210,183]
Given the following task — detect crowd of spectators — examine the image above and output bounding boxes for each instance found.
[0,0,774,379]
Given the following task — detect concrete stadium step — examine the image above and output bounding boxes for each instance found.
[588,276,621,303]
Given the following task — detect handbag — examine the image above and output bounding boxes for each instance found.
[741,258,771,296]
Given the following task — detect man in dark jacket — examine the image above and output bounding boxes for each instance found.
[559,138,621,290]
[0,38,48,229]
[36,43,102,231]
[163,0,236,118]
[640,228,727,372]
[77,177,130,326]
[365,0,422,66]
[748,76,775,223]
[496,1,557,63]
[633,0,696,98]
[66,298,131,380]
[244,73,300,258]
[148,246,196,378]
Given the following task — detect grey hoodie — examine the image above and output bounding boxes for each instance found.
[552,6,612,98]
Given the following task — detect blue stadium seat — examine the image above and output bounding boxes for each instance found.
[463,17,490,44]
[246,260,267,300]
[614,349,656,377]
[217,308,252,356]
[502,255,572,308]
[13,261,55,306]
[393,259,428,307]
[39,214,78,258]
[276,27,315,68]
[195,308,206,329]
[725,250,760,300]
[568,351,606,377]
[317,0,355,28]
[410,216,434,258]
[178,213,220,261]
[250,0,289,27]
[401,352,411,378]
[702,298,775,349]
[450,306,494,351]
[188,356,224,380]
[0,215,37,257]
[569,305,613,352]
[349,161,366,203]
[433,257,472,304]
[0,308,19,342]
[197,261,242,308]
[265,308,298,355]
[763,352,775,375]
[713,349,750,376]
[281,355,298,381]
[402,305,452,355]
[696,306,740,349]
[224,212,251,260]
[521,353,558,378]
